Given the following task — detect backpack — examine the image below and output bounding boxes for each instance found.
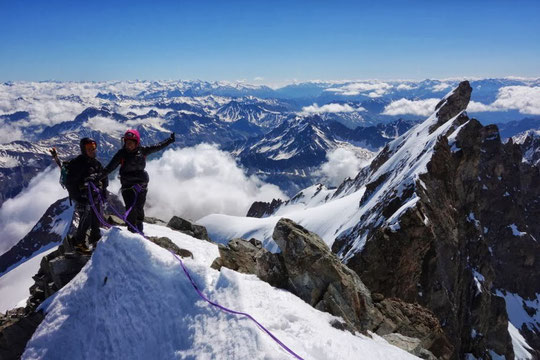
[59,160,71,189]
[50,147,71,190]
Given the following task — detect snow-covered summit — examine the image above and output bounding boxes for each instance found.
[21,225,418,360]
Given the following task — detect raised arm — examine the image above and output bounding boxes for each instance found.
[102,150,123,178]
[142,133,175,156]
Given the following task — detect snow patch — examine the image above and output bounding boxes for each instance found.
[508,224,527,237]
[508,322,533,360]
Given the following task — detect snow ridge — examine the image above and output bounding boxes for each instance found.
[22,226,417,360]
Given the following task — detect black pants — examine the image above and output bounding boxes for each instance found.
[74,202,101,246]
[122,186,147,233]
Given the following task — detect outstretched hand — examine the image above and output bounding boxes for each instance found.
[170,132,176,142]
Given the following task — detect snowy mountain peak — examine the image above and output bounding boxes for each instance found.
[201,81,540,358]
[431,80,472,133]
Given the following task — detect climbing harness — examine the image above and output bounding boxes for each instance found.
[87,182,305,360]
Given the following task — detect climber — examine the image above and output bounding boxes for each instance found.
[101,129,175,233]
[64,137,108,253]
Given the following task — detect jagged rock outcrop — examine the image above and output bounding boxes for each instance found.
[147,236,193,258]
[0,310,44,360]
[0,244,91,360]
[167,216,211,242]
[212,218,453,359]
[246,198,284,218]
[331,81,540,358]
[432,81,472,131]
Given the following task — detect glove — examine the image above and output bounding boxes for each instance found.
[170,132,175,142]
[97,171,108,181]
[84,174,98,183]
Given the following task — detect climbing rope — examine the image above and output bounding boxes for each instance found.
[87,182,305,360]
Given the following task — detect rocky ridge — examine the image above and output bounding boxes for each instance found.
[212,218,453,359]
[329,81,540,358]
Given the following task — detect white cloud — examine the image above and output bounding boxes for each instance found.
[300,103,365,115]
[396,84,416,91]
[0,167,66,255]
[315,148,370,187]
[0,121,23,143]
[491,86,540,115]
[253,77,264,82]
[465,86,540,115]
[83,116,126,136]
[382,98,440,116]
[432,83,451,92]
[325,82,392,97]
[466,101,496,112]
[142,144,287,222]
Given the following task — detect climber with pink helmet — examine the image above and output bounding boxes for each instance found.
[101,129,175,233]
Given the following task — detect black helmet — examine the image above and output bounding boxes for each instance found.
[80,137,97,154]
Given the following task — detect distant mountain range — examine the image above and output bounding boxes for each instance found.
[1,78,539,204]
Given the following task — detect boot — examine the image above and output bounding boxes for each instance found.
[74,242,92,255]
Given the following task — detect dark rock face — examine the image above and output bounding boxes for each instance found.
[212,218,452,359]
[0,310,44,360]
[432,81,472,132]
[147,236,193,258]
[0,244,91,360]
[331,82,540,358]
[211,238,266,274]
[246,199,284,218]
[167,216,211,242]
[271,219,382,332]
[375,297,453,360]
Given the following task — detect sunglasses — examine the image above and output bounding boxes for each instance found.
[124,132,137,139]
[85,142,97,151]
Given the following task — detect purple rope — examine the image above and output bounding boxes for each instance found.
[87,183,112,229]
[87,183,305,360]
[122,184,143,221]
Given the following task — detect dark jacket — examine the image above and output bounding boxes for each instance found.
[103,137,174,188]
[65,155,108,203]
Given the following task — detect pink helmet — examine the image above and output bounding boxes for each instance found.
[123,129,140,146]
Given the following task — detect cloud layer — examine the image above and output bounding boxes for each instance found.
[382,98,440,116]
[383,86,540,116]
[0,167,66,255]
[142,145,287,221]
[315,147,370,187]
[300,103,365,115]
[325,82,392,97]
[490,86,540,114]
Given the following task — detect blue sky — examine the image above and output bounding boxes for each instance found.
[1,0,539,83]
